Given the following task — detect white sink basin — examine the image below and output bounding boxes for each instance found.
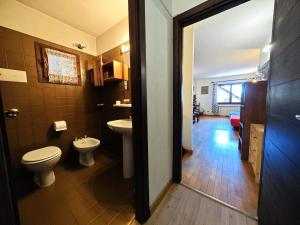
[107,119,132,135]
[107,119,133,178]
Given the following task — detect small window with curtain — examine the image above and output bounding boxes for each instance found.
[217,83,243,104]
[34,42,81,85]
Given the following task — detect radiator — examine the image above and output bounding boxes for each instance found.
[218,105,240,116]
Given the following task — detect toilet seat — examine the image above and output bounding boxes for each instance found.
[22,146,62,164]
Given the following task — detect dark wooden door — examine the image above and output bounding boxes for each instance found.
[258,1,300,225]
[0,90,20,225]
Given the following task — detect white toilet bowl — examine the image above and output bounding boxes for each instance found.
[73,137,100,166]
[21,146,62,187]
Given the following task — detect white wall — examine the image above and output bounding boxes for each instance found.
[172,0,207,16]
[0,0,96,55]
[182,26,194,151]
[194,73,255,115]
[96,17,129,55]
[145,0,173,205]
[259,49,270,67]
[259,38,272,67]
[259,2,274,67]
[161,0,172,16]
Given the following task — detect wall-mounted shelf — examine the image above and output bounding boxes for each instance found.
[89,50,129,86]
[103,60,123,81]
[113,104,132,108]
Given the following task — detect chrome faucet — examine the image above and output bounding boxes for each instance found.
[75,135,87,141]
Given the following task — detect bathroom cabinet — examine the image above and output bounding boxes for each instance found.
[89,60,129,85]
[103,60,123,81]
[90,60,104,86]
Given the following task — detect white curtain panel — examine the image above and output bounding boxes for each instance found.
[211,82,219,114]
[46,48,79,85]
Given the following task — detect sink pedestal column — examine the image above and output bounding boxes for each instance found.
[107,119,133,178]
[123,134,133,178]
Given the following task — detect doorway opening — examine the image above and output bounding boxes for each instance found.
[0,0,149,224]
[174,0,274,217]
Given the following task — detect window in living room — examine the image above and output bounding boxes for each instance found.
[217,83,243,104]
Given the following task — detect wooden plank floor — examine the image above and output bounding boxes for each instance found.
[182,116,259,215]
[132,184,257,225]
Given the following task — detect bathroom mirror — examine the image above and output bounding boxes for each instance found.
[123,51,131,68]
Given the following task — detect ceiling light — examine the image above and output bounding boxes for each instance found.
[121,44,130,54]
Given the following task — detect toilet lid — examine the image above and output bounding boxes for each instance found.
[22,146,61,163]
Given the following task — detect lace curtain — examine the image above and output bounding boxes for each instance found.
[45,48,79,85]
[211,82,219,114]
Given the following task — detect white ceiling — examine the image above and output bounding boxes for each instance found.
[192,0,274,79]
[17,0,128,37]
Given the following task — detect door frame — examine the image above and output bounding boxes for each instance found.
[128,0,151,223]
[0,0,150,224]
[172,0,250,183]
[0,90,20,225]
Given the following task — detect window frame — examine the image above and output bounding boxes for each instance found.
[34,42,81,86]
[217,82,243,105]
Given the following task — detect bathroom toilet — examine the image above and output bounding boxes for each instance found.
[21,146,62,187]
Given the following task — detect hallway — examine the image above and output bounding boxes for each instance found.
[182,116,258,215]
[132,184,257,225]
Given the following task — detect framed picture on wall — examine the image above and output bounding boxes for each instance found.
[201,86,209,95]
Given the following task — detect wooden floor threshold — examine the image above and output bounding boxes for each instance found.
[181,182,258,221]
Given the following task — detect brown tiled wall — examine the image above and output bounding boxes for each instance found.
[0,26,130,171]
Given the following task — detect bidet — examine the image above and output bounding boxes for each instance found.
[73,137,100,166]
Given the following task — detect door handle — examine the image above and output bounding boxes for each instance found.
[295,115,300,121]
[4,108,19,118]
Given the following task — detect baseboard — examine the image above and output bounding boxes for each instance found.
[150,180,173,213]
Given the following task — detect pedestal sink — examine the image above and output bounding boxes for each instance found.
[107,119,133,178]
